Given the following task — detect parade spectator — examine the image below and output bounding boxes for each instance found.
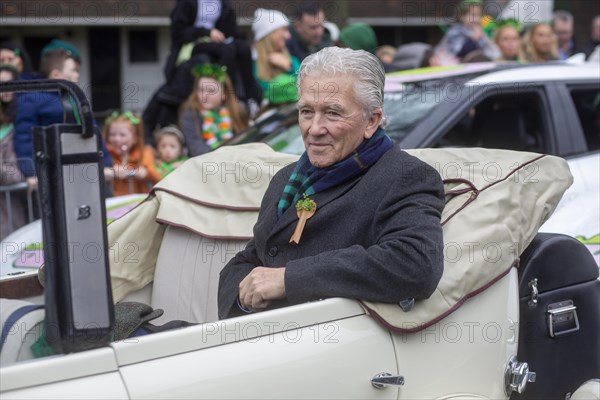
[494,20,524,62]
[164,0,262,106]
[154,126,188,178]
[104,111,161,196]
[338,23,379,53]
[0,41,33,76]
[434,0,500,64]
[286,3,333,61]
[376,45,396,66]
[387,43,440,72]
[252,8,300,105]
[553,10,577,60]
[13,39,113,186]
[521,23,558,62]
[0,64,27,240]
[179,64,247,156]
[582,15,600,59]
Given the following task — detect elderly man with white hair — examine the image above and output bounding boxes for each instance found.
[218,47,445,318]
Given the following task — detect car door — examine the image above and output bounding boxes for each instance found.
[552,81,600,154]
[0,347,128,399]
[114,299,399,399]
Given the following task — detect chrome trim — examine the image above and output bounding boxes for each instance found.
[371,372,405,389]
[547,300,579,338]
[504,356,537,395]
[528,278,538,306]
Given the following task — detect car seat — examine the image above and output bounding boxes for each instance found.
[145,226,247,325]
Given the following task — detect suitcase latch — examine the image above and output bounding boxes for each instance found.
[527,279,538,306]
[547,300,579,338]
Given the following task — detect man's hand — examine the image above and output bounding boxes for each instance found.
[210,29,225,43]
[26,176,38,193]
[239,267,286,312]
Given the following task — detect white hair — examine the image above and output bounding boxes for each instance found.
[297,47,385,122]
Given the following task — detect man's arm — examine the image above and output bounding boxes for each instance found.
[218,165,293,319]
[170,0,211,45]
[218,239,261,319]
[14,93,38,177]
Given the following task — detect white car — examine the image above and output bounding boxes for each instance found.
[0,75,598,400]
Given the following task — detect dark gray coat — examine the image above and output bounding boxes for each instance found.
[218,145,445,319]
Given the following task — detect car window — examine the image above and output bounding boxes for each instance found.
[266,124,305,155]
[433,91,548,153]
[569,88,600,151]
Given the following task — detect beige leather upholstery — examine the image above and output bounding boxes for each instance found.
[0,298,45,366]
[148,226,248,325]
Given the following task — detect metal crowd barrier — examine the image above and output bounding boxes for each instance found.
[0,182,36,236]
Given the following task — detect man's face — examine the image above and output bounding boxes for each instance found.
[55,58,80,83]
[298,74,380,168]
[294,11,325,46]
[0,49,23,73]
[553,19,573,46]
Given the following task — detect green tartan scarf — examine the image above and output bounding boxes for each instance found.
[276,128,393,218]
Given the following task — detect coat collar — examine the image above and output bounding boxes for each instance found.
[267,173,364,239]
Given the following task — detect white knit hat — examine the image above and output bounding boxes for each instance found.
[252,8,290,42]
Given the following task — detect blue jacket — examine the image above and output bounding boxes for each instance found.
[14,91,112,177]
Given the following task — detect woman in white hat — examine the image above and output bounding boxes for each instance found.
[252,8,300,105]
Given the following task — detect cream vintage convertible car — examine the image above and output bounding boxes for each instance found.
[1,80,598,400]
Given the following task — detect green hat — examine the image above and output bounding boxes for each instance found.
[339,23,378,53]
[41,39,81,63]
[267,74,298,104]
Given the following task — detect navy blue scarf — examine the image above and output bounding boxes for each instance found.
[277,128,393,218]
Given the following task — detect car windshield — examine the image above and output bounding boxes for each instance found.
[383,89,443,142]
[384,72,487,142]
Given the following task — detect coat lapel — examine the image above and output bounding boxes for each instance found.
[266,173,364,240]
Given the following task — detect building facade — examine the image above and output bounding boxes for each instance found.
[1,0,597,115]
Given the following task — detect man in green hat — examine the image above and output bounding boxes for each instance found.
[40,39,82,64]
[14,39,113,186]
[338,23,378,53]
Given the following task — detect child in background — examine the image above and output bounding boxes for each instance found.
[103,111,161,196]
[179,64,248,157]
[434,0,499,64]
[154,126,188,178]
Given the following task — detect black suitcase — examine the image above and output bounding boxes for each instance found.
[512,233,600,399]
[1,79,114,353]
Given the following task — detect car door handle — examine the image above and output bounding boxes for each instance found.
[371,372,405,389]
